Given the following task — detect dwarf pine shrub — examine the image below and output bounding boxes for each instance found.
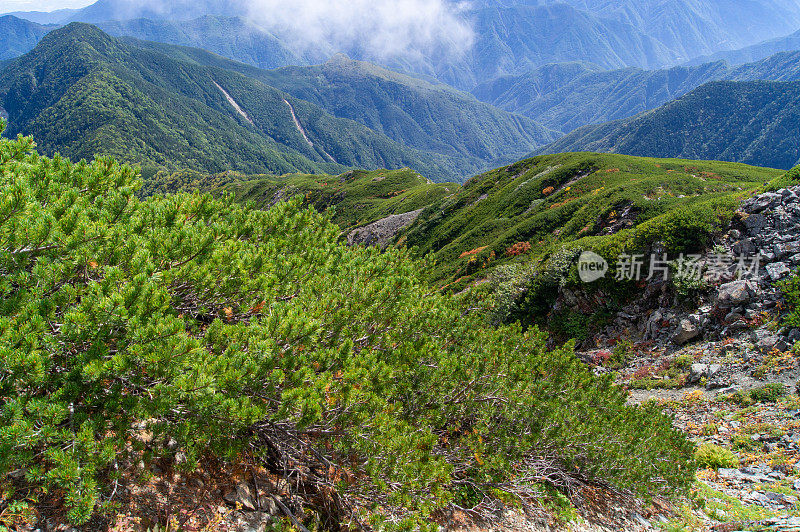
[0,127,694,528]
[694,444,738,470]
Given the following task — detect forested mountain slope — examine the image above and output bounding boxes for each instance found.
[0,15,54,60]
[246,54,554,170]
[539,81,800,171]
[95,30,559,178]
[97,16,308,71]
[474,51,800,134]
[0,23,487,181]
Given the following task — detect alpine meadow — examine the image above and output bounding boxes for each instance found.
[3,1,800,531]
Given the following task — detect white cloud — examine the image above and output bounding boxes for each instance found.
[0,0,94,11]
[244,0,475,63]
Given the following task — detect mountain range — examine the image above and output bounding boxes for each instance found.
[0,23,554,181]
[688,27,800,66]
[7,0,800,91]
[474,51,800,134]
[539,80,800,170]
[0,15,54,61]
[3,1,800,177]
[542,0,800,61]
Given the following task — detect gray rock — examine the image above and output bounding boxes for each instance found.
[744,213,769,232]
[746,193,782,213]
[718,468,772,484]
[748,491,772,505]
[725,310,744,322]
[259,497,279,515]
[753,329,780,352]
[347,208,425,248]
[674,318,701,345]
[706,378,730,390]
[688,363,708,384]
[717,280,756,307]
[232,510,275,532]
[766,262,791,280]
[225,482,257,511]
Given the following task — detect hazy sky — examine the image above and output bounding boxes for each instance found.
[0,0,93,12]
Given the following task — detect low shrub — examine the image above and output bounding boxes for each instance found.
[694,444,738,470]
[0,131,696,528]
[780,271,800,328]
[725,384,786,406]
[749,383,787,403]
[506,241,532,257]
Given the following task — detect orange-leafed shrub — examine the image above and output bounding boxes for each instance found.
[505,241,532,257]
[542,186,555,196]
[459,246,488,258]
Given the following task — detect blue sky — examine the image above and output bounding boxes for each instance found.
[0,0,93,12]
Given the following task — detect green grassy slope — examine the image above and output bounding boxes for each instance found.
[538,81,800,171]
[145,151,783,292]
[141,167,457,233]
[398,153,781,287]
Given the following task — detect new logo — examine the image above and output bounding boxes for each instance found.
[578,251,608,283]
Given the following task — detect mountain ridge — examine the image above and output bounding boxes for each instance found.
[537,80,800,170]
[0,23,473,180]
[474,50,800,134]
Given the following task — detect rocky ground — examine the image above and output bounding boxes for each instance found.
[570,186,800,531]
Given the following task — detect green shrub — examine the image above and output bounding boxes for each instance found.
[671,256,709,302]
[731,434,761,452]
[725,384,786,406]
[673,354,694,369]
[0,130,695,528]
[749,383,787,403]
[700,423,719,436]
[780,271,800,328]
[694,444,738,470]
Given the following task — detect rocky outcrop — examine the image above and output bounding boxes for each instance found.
[346,208,424,248]
[573,186,800,351]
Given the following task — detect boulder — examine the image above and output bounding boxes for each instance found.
[752,328,780,353]
[743,213,768,231]
[716,280,756,308]
[673,318,700,345]
[745,192,782,214]
[766,262,791,281]
[224,482,257,511]
[688,363,708,384]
